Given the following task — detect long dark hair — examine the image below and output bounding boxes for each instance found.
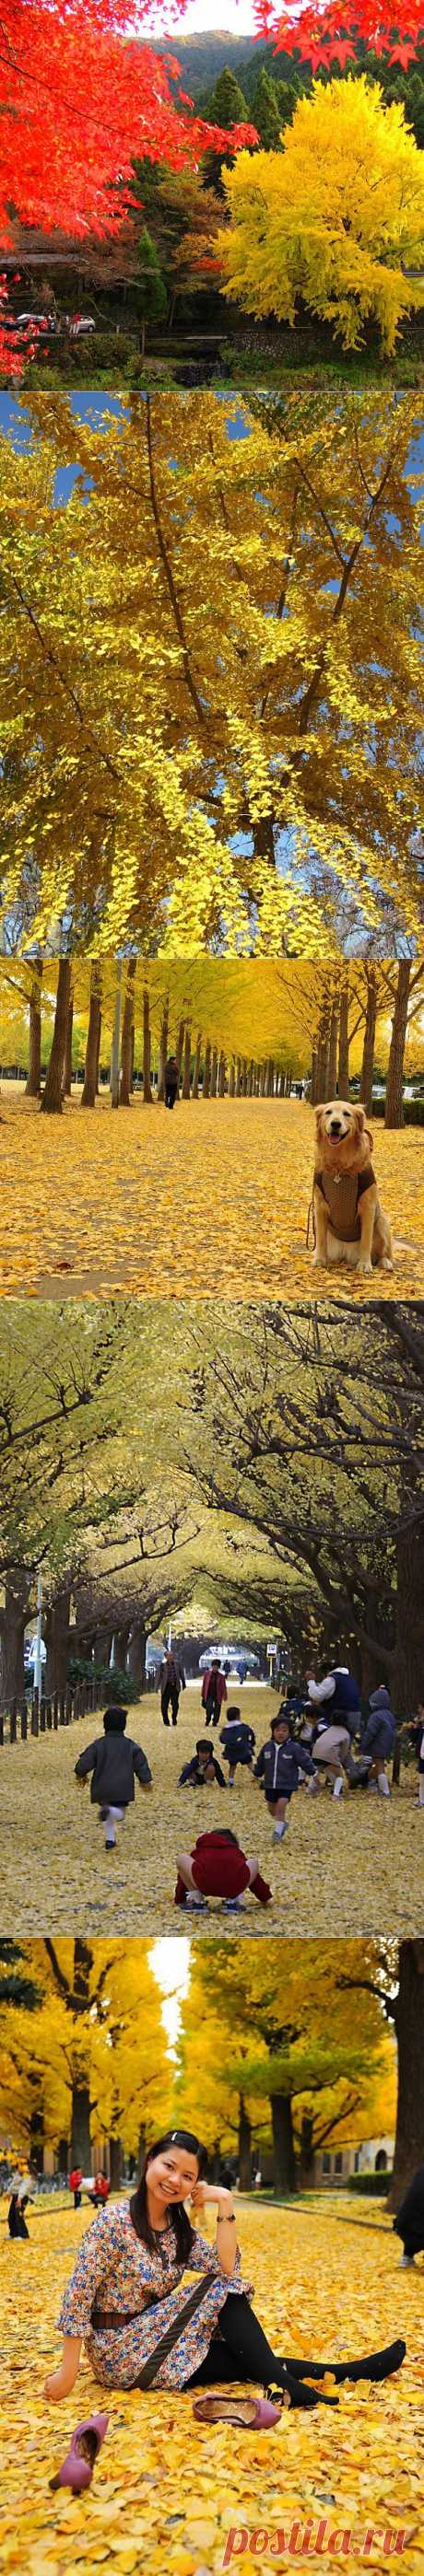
[130,2129,208,2264]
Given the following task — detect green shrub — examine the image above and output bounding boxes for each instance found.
[371,1097,424,1124]
[68,1657,139,1702]
[347,2171,392,2195]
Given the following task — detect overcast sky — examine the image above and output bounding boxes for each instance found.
[147,0,256,38]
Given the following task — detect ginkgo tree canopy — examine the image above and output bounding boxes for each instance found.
[219,79,424,354]
[1,389,422,953]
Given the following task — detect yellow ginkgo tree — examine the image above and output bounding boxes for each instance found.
[219,76,424,354]
[1,387,422,952]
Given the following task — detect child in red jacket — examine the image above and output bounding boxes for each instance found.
[174,1828,272,1912]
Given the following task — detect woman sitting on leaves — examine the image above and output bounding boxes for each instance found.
[44,2129,405,2413]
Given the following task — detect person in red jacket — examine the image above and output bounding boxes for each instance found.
[93,2173,111,2207]
[69,2167,83,2209]
[174,1828,272,1912]
[201,1660,228,1728]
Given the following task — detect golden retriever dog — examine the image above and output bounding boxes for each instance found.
[312,1102,394,1276]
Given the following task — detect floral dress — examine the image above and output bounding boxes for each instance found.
[56,2199,253,2392]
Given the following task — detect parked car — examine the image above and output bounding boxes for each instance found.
[67,315,96,338]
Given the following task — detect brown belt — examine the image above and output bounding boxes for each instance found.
[91,2308,144,2328]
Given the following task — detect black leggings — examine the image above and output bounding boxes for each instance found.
[186,2293,404,2395]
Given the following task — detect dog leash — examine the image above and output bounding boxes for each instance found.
[306,1199,316,1250]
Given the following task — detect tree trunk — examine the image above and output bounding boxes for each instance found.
[298,2111,315,2187]
[127,1626,147,1690]
[110,2136,123,2190]
[311,1048,318,1106]
[183,1025,192,1100]
[203,1040,211,1100]
[315,998,331,1102]
[192,1032,202,1100]
[210,1047,218,1098]
[390,1942,424,2206]
[360,969,378,1116]
[143,985,153,1105]
[218,1050,226,1097]
[158,999,169,1104]
[392,1521,424,1715]
[338,977,349,1097]
[81,965,102,1108]
[229,1057,235,1098]
[175,1019,185,1079]
[70,2083,91,2170]
[120,960,136,1106]
[384,963,411,1130]
[41,960,71,1113]
[45,1589,71,1696]
[238,2095,252,2192]
[63,988,74,1097]
[26,957,42,1098]
[92,1625,114,1672]
[235,1056,241,1099]
[0,1572,29,1706]
[271,2092,297,2194]
[327,999,339,1100]
[253,812,276,866]
[112,1624,131,1673]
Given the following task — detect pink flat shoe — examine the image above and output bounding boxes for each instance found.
[50,2412,109,2493]
[193,2393,282,2429]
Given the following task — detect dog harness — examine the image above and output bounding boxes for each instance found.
[314,1161,376,1243]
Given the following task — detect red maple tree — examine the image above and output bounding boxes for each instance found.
[253,0,422,67]
[0,0,256,370]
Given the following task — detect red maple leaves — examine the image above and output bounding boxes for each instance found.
[0,0,256,247]
[253,0,422,64]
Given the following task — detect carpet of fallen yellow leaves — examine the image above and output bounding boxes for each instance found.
[1,1687,423,1940]
[1,2195,423,2576]
[0,1098,422,1303]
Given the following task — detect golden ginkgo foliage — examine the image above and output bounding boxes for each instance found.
[1,2194,423,2576]
[1,388,423,951]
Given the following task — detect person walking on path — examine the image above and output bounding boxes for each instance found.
[7,2174,33,2239]
[350,1685,395,1798]
[306,1664,360,1797]
[201,1659,228,1729]
[179,1739,227,1789]
[254,1712,316,1838]
[44,2127,406,2411]
[159,1650,186,1729]
[174,1828,272,1911]
[219,1705,255,1785]
[75,1705,152,1849]
[164,1055,179,1109]
[394,2165,424,2267]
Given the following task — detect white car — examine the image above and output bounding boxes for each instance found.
[6,312,57,336]
[68,316,96,338]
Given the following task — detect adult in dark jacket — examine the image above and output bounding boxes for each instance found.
[352,1686,395,1798]
[75,1705,152,1849]
[306,1665,360,1798]
[219,1705,255,1784]
[254,1714,316,1839]
[394,2164,424,2267]
[159,1650,186,1729]
[179,1740,226,1789]
[164,1055,179,1108]
[201,1661,228,1728]
[7,2176,32,2239]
